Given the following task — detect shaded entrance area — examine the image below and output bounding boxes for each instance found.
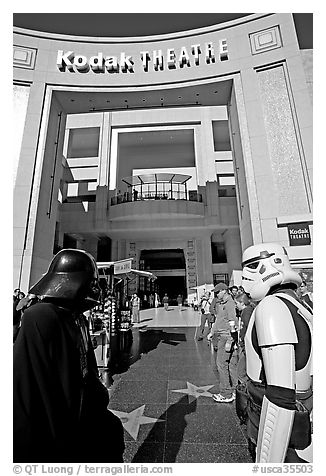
[156,276,186,305]
[140,249,187,305]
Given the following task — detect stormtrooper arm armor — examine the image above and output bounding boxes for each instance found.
[255,296,298,463]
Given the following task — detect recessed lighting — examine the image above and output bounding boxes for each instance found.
[70,99,75,102]
[178,96,182,99]
[214,91,218,94]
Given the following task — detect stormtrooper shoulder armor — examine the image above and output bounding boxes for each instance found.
[255,295,298,347]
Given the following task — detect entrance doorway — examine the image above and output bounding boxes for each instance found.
[140,249,187,305]
[155,275,187,306]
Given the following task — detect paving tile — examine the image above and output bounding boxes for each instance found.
[118,364,170,381]
[163,442,253,463]
[105,321,254,464]
[123,442,165,463]
[168,364,217,383]
[136,352,170,365]
[109,379,169,405]
[165,402,246,444]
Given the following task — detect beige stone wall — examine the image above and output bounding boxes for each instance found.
[13,14,313,290]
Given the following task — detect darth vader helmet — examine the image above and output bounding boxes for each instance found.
[29,249,101,310]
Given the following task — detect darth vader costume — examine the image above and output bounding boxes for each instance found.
[13,249,125,463]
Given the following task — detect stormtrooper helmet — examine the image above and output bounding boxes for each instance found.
[241,243,301,301]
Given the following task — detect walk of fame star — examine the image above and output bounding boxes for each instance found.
[110,405,164,440]
[171,382,215,399]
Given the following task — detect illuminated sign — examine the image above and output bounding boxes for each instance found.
[287,223,311,246]
[56,40,228,74]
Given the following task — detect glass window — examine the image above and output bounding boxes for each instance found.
[211,242,227,263]
[67,127,100,158]
[212,120,231,151]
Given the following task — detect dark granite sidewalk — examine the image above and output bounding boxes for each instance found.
[101,327,252,463]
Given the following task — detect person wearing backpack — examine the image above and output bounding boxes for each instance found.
[197,290,212,340]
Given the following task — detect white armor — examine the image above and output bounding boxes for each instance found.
[241,243,313,463]
[242,243,301,302]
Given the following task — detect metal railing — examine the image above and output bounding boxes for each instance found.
[111,190,203,206]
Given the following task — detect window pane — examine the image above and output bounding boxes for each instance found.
[219,176,235,186]
[211,242,227,263]
[67,127,100,158]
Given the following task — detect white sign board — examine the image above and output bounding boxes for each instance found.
[113,259,132,275]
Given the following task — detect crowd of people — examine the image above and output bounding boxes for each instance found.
[196,282,255,403]
[13,243,313,464]
[194,243,313,463]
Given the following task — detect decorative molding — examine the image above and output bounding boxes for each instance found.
[13,45,37,70]
[249,26,282,55]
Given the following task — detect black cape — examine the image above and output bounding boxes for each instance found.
[13,301,124,463]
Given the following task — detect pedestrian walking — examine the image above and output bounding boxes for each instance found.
[130,293,141,323]
[207,282,239,403]
[149,293,154,307]
[162,293,169,310]
[13,289,22,343]
[234,292,255,384]
[197,291,212,340]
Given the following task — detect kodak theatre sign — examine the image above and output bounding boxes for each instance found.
[56,40,229,74]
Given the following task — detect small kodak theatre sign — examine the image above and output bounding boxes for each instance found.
[287,223,311,246]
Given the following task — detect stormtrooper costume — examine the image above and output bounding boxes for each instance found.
[240,243,313,463]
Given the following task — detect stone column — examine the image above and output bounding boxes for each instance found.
[223,228,242,277]
[195,235,213,285]
[185,240,197,297]
[96,112,112,227]
[127,242,138,295]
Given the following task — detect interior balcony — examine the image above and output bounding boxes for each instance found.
[109,191,204,220]
[109,172,204,220]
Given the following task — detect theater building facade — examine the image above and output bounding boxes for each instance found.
[13,13,313,300]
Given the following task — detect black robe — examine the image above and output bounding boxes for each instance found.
[13,301,124,463]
